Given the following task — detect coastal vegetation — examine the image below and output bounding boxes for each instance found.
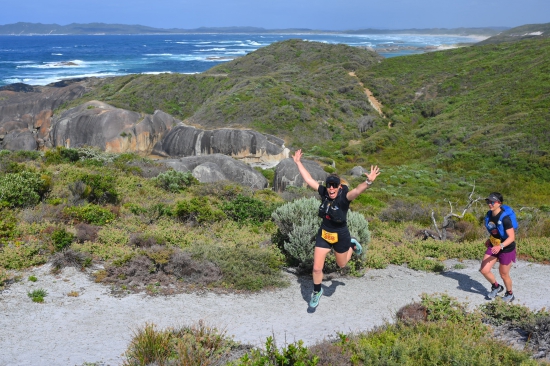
[122,294,550,365]
[1,31,550,363]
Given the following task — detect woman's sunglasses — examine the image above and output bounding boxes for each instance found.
[327,182,339,188]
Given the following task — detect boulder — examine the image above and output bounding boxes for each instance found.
[0,80,92,150]
[1,130,37,151]
[152,124,288,164]
[48,101,174,154]
[349,166,367,177]
[161,154,268,189]
[273,158,328,192]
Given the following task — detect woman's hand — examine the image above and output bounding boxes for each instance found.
[293,149,303,164]
[491,245,502,255]
[366,165,381,182]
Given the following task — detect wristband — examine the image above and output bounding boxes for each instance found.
[365,179,373,185]
[500,243,504,250]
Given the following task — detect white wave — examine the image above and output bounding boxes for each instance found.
[52,53,63,56]
[246,40,261,46]
[18,71,126,86]
[0,61,34,64]
[16,60,85,69]
[197,48,227,52]
[141,71,173,75]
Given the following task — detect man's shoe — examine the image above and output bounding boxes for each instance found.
[487,284,504,299]
[502,291,515,302]
[309,288,323,308]
[351,237,362,256]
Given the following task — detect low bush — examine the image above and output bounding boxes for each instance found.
[271,197,371,269]
[51,228,75,252]
[153,170,198,193]
[63,204,116,225]
[44,146,80,164]
[0,171,51,207]
[379,199,432,225]
[50,249,91,270]
[79,173,119,205]
[222,194,278,225]
[0,208,19,240]
[0,241,48,269]
[173,198,226,224]
[124,321,239,366]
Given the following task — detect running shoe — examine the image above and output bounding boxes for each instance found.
[309,288,323,308]
[487,284,504,299]
[502,291,515,302]
[351,237,362,256]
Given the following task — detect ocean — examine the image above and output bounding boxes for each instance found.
[0,33,484,87]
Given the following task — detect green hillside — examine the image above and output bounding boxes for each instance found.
[67,39,384,148]
[477,22,550,44]
[352,37,550,204]
[66,37,550,206]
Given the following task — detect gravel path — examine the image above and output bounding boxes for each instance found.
[1,259,549,366]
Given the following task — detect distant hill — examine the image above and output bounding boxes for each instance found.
[477,22,550,44]
[0,22,504,36]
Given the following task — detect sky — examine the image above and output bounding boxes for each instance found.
[1,0,549,30]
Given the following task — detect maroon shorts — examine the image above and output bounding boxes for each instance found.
[485,247,517,265]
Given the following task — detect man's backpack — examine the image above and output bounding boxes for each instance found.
[485,205,518,240]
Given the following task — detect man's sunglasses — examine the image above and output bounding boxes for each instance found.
[327,182,339,188]
[485,199,498,205]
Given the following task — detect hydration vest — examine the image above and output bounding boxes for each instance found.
[318,195,347,223]
[484,205,518,240]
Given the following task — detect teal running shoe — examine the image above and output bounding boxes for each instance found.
[309,288,323,308]
[351,237,362,256]
[502,291,515,302]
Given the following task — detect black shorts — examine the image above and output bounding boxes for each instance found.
[315,227,351,254]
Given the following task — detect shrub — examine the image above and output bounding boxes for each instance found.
[237,336,318,365]
[64,204,116,225]
[51,228,75,252]
[272,197,371,267]
[124,322,237,366]
[0,171,51,207]
[50,249,91,270]
[173,198,226,224]
[44,146,80,164]
[79,173,119,204]
[379,200,432,225]
[0,241,48,269]
[75,223,101,243]
[222,194,277,225]
[0,209,19,240]
[153,170,198,193]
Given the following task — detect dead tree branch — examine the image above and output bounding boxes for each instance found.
[431,182,483,240]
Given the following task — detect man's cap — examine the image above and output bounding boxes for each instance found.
[486,193,500,203]
[326,175,340,186]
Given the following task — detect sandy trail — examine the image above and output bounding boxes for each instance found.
[1,259,549,366]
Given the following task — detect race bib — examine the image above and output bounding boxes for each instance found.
[321,229,338,244]
[489,236,501,247]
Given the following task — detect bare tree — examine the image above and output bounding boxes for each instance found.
[430,183,483,240]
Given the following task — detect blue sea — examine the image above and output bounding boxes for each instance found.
[0,33,484,87]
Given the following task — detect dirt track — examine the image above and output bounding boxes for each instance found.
[1,259,549,365]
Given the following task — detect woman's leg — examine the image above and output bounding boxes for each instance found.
[479,253,498,284]
[499,262,513,292]
[334,247,353,268]
[312,247,331,285]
